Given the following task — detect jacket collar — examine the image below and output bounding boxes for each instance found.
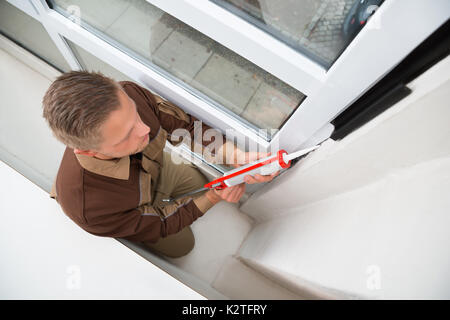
[75,152,130,180]
[73,126,165,180]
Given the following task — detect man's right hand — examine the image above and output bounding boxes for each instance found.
[205,183,246,204]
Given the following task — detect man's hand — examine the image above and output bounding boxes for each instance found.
[232,149,280,184]
[205,184,246,204]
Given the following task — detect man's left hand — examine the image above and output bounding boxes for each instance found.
[232,150,280,184]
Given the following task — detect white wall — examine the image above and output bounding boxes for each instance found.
[0,37,66,193]
[238,57,450,299]
[0,160,204,299]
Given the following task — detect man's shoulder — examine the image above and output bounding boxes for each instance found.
[52,147,85,222]
[57,146,84,182]
[53,146,138,225]
[117,80,137,90]
[118,81,155,101]
[119,81,161,131]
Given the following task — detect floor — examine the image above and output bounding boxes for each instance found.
[0,37,303,299]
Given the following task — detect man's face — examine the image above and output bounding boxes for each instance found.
[88,88,151,159]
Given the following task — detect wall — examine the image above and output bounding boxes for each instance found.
[238,56,450,299]
[0,160,205,299]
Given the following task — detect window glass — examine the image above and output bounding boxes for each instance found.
[0,0,71,72]
[212,0,385,68]
[51,0,306,135]
[66,39,133,82]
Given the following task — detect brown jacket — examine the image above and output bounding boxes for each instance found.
[49,81,231,243]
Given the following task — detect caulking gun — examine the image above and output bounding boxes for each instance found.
[162,145,319,203]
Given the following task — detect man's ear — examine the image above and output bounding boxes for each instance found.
[74,148,96,157]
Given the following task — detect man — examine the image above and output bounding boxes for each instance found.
[43,71,278,258]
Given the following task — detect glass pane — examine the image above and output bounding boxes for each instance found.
[66,39,133,82]
[212,0,385,68]
[50,0,306,135]
[0,0,71,72]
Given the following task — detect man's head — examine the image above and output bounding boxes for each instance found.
[42,71,150,159]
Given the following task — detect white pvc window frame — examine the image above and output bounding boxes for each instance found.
[147,0,326,97]
[147,0,450,151]
[6,0,450,155]
[43,0,274,148]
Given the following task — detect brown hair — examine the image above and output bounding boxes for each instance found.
[42,71,120,150]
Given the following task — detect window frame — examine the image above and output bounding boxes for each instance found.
[36,0,274,149]
[147,0,327,96]
[8,0,450,156]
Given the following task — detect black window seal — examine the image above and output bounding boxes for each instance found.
[331,19,450,140]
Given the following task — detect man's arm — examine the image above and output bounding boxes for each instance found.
[83,186,249,243]
[121,81,279,180]
[83,193,216,243]
[152,94,281,183]
[122,82,223,152]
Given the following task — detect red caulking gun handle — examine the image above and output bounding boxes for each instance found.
[203,150,288,190]
[204,179,228,190]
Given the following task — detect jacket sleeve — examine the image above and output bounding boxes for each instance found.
[154,95,242,164]
[82,193,215,243]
